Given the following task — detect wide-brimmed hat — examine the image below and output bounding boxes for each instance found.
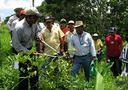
[25,9,42,17]
[75,21,84,27]
[68,20,75,24]
[93,33,99,37]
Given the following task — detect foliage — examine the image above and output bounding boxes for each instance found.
[1,1,128,89]
[37,0,128,38]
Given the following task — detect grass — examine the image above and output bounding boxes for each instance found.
[0,23,128,90]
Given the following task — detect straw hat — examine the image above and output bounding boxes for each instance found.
[75,21,84,27]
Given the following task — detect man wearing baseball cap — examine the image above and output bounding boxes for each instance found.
[105,27,122,77]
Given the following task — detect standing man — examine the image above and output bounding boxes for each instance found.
[7,8,23,37]
[38,16,64,70]
[60,18,69,52]
[39,16,64,55]
[12,9,41,90]
[66,20,76,57]
[12,9,41,53]
[70,21,96,81]
[105,27,122,77]
[92,33,103,62]
[12,10,26,31]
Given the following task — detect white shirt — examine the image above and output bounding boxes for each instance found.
[70,31,96,56]
[12,18,40,52]
[7,15,18,31]
[12,19,20,31]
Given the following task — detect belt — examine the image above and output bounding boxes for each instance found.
[74,54,88,57]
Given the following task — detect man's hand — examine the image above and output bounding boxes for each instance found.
[60,49,64,55]
[92,56,96,61]
[107,59,111,63]
[31,52,41,56]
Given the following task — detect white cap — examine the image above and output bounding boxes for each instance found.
[68,20,75,24]
[93,33,98,37]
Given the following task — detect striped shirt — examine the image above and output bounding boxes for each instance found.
[12,18,40,52]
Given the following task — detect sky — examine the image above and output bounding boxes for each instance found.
[0,0,44,21]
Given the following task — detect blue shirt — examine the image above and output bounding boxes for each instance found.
[70,31,96,56]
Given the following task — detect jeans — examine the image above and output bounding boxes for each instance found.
[71,53,92,81]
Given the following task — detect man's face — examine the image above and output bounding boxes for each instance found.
[60,23,66,29]
[19,14,25,20]
[93,36,98,40]
[76,26,83,35]
[26,15,39,25]
[16,10,21,17]
[109,32,115,36]
[45,20,53,29]
[68,23,74,32]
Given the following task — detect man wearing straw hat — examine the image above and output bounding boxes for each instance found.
[70,21,96,81]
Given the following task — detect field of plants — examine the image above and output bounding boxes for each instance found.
[0,23,128,90]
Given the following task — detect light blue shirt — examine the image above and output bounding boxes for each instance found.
[70,31,96,56]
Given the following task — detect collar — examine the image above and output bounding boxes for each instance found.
[74,31,86,37]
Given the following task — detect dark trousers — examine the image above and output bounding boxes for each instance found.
[109,57,122,77]
[18,62,38,90]
[97,51,103,62]
[18,76,38,90]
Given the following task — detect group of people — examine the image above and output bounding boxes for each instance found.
[6,7,128,90]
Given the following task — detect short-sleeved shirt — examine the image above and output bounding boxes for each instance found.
[94,39,103,52]
[41,26,64,55]
[105,34,122,58]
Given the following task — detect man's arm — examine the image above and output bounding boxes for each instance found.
[58,28,65,54]
[89,34,96,60]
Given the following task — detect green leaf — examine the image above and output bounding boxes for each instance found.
[95,71,104,90]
